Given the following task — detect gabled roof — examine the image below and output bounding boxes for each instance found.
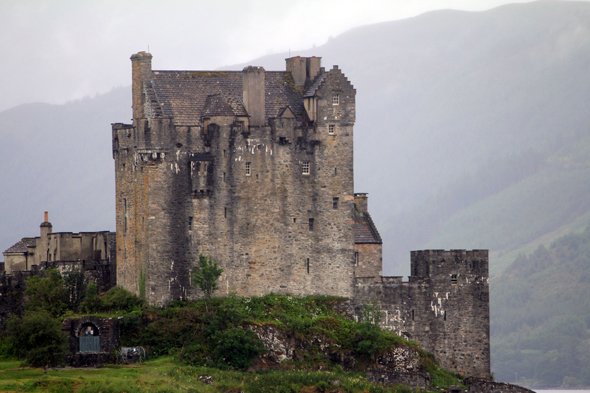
[4,238,36,254]
[202,94,247,117]
[148,71,307,126]
[354,213,382,244]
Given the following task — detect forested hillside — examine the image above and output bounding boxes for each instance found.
[491,228,590,387]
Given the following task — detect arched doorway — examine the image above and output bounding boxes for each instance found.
[79,322,100,353]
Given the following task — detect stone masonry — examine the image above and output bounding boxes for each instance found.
[110,52,490,378]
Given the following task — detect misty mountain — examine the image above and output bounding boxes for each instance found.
[0,88,130,254]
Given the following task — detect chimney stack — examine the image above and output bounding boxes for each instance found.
[131,52,153,120]
[286,56,322,87]
[40,211,52,239]
[242,66,265,127]
[354,193,369,214]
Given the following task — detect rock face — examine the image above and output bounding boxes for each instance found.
[465,377,536,393]
[250,324,430,388]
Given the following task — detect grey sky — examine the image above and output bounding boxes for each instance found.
[0,0,576,112]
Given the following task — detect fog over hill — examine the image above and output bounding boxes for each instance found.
[2,1,590,278]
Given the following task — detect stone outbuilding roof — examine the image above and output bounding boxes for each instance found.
[4,238,36,254]
[148,71,306,126]
[354,213,382,244]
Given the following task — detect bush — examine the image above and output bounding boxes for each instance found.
[210,327,266,370]
[24,269,67,317]
[7,311,68,373]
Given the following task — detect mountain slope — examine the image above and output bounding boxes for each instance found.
[0,87,130,254]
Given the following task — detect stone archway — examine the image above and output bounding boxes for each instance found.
[78,322,100,353]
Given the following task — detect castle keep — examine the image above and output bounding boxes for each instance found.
[112,52,377,304]
[2,52,490,379]
[110,52,489,377]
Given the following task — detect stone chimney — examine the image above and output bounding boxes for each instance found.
[286,56,322,87]
[40,210,52,239]
[354,193,368,214]
[131,52,153,120]
[242,66,265,127]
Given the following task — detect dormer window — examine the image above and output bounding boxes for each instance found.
[332,93,339,105]
[328,124,335,134]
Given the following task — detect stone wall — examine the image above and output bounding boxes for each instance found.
[62,316,120,367]
[465,377,535,393]
[354,250,490,379]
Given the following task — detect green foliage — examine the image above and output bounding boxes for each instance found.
[80,281,101,313]
[62,268,86,311]
[6,311,68,373]
[190,254,223,309]
[81,285,146,314]
[24,269,67,318]
[122,294,422,376]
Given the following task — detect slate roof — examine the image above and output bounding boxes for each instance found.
[149,70,307,126]
[4,238,36,254]
[354,213,382,244]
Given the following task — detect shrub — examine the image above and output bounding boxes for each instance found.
[210,327,266,370]
[7,311,68,373]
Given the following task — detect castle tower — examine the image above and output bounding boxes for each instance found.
[113,53,357,305]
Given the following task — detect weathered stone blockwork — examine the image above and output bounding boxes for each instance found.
[62,316,120,367]
[354,250,490,378]
[113,53,360,305]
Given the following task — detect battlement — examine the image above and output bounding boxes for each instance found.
[410,249,488,280]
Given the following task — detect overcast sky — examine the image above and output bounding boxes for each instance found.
[0,0,580,112]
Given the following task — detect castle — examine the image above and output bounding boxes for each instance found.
[3,52,490,379]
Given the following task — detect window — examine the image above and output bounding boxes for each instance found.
[451,273,458,284]
[245,162,251,176]
[332,93,339,105]
[333,197,339,210]
[302,161,310,175]
[328,124,335,134]
[308,218,314,231]
[306,258,310,274]
[354,252,359,266]
[188,216,193,230]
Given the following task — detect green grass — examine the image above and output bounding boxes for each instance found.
[0,357,435,392]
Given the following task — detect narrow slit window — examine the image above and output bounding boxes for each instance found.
[245,162,251,176]
[306,258,310,274]
[328,124,335,134]
[302,161,310,175]
[411,310,415,321]
[354,252,359,266]
[332,93,339,105]
[224,207,227,218]
[333,197,339,210]
[308,218,314,231]
[188,216,193,230]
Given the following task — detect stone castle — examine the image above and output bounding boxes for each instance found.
[3,52,490,378]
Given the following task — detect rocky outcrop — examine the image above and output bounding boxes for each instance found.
[465,377,535,393]
[250,324,430,388]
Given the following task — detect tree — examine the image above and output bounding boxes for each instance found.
[190,254,223,312]
[25,269,67,317]
[63,268,86,311]
[7,311,68,373]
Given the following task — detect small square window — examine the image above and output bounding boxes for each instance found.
[302,161,310,175]
[245,162,251,176]
[328,124,335,134]
[332,93,339,105]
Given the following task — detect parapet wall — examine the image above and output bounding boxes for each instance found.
[354,249,490,378]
